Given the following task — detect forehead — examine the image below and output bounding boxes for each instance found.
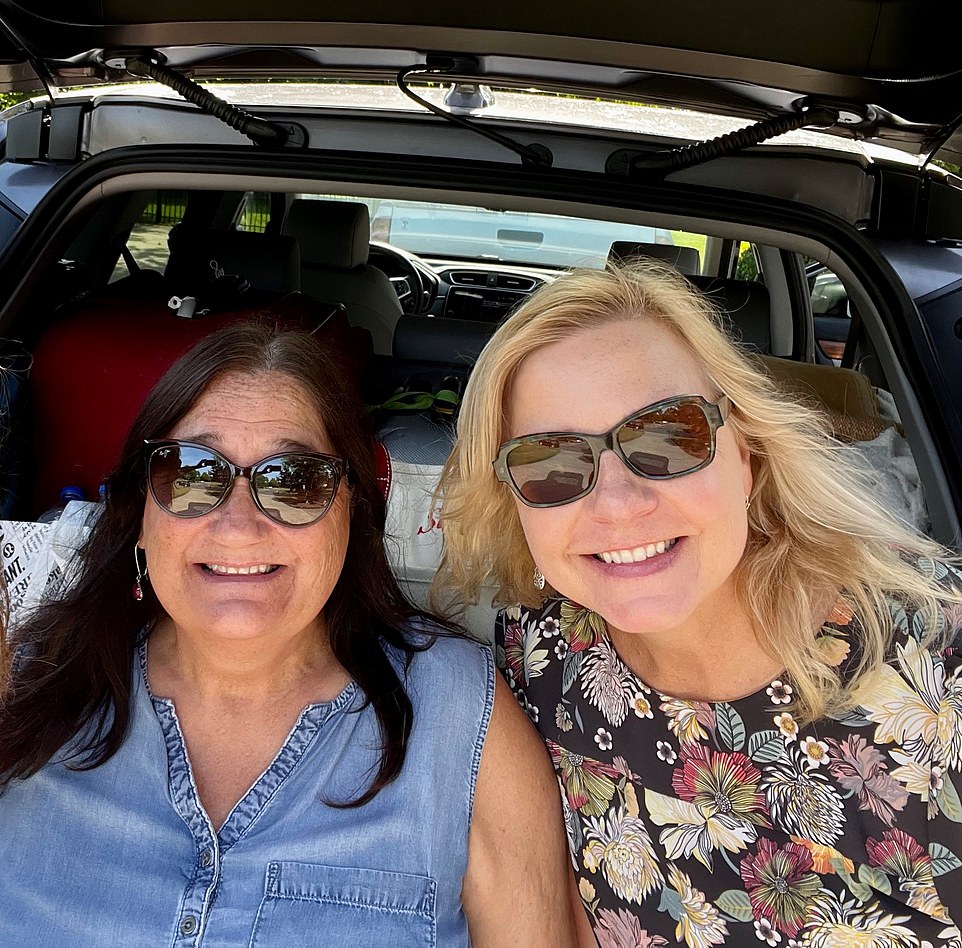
[508,318,710,433]
[171,371,331,449]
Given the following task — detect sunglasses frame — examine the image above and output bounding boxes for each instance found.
[144,439,350,527]
[493,394,731,508]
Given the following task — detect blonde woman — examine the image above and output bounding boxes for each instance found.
[437,264,962,946]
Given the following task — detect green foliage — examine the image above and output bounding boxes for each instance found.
[933,159,961,177]
[0,91,33,111]
[736,245,758,281]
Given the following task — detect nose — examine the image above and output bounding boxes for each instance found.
[584,449,659,518]
[211,476,270,535]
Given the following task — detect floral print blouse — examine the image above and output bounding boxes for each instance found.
[496,559,962,948]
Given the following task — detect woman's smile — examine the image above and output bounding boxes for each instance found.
[200,562,282,576]
[592,536,678,564]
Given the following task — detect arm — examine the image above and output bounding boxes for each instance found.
[462,673,596,947]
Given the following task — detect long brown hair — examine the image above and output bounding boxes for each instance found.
[1,322,431,804]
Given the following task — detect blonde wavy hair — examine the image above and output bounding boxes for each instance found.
[435,263,961,721]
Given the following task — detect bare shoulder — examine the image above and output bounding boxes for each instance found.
[462,673,593,947]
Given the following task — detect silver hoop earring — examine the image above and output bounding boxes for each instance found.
[133,545,147,602]
[533,566,546,591]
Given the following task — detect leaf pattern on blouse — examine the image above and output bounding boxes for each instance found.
[496,559,962,946]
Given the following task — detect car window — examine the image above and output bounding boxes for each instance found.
[293,193,703,270]
[808,263,850,362]
[735,241,763,282]
[109,190,187,281]
[235,192,270,233]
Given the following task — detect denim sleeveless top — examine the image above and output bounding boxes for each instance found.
[0,633,494,947]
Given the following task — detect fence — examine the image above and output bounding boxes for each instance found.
[137,191,270,233]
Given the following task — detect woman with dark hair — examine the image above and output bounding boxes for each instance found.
[0,322,577,946]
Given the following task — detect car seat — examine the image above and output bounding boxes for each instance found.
[281,199,403,357]
[29,231,351,515]
[608,240,701,275]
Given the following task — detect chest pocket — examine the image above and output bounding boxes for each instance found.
[249,862,437,948]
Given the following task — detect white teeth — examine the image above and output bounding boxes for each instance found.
[597,538,677,564]
[206,563,275,575]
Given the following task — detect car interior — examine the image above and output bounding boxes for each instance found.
[0,173,947,636]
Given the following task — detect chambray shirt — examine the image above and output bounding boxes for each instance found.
[0,633,494,947]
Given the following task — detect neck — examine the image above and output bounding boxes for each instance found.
[146,617,346,705]
[607,594,783,703]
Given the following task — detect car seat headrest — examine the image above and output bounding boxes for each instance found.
[608,240,701,275]
[165,227,300,296]
[282,199,371,270]
[688,275,772,355]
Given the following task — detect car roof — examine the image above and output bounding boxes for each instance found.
[1,0,961,165]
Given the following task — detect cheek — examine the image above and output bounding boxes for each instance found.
[515,503,567,569]
[139,511,190,597]
[139,503,174,564]
[309,504,351,581]
[692,464,752,558]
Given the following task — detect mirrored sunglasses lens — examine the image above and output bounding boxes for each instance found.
[618,403,712,477]
[150,445,230,516]
[252,455,339,525]
[506,436,594,505]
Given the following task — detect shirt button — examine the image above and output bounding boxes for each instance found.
[180,916,198,936]
[199,848,213,868]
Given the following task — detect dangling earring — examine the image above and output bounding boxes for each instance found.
[133,545,147,602]
[533,565,546,591]
[745,494,752,511]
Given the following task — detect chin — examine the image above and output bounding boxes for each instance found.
[594,599,694,639]
[190,607,285,640]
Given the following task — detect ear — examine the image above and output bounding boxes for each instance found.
[735,430,754,499]
[742,452,754,498]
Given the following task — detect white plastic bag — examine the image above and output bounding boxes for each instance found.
[0,501,100,628]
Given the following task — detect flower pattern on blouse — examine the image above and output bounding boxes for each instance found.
[496,558,962,947]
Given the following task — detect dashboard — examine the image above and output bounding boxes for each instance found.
[427,260,554,322]
[368,241,557,323]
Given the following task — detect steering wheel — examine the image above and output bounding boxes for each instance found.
[368,241,439,314]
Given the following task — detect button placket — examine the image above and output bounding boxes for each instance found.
[148,684,221,947]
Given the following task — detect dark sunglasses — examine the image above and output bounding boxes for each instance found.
[493,394,731,508]
[144,439,349,527]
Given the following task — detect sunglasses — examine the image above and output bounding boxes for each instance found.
[144,440,349,527]
[493,394,731,508]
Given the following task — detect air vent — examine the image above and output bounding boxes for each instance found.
[496,275,540,292]
[448,270,489,286]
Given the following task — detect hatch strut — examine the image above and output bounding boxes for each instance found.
[397,63,552,168]
[124,56,305,148]
[608,106,839,176]
[0,14,54,100]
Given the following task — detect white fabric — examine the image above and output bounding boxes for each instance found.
[383,459,445,588]
[850,426,929,533]
[1,501,98,626]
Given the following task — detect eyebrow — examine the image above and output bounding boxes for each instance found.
[177,434,326,456]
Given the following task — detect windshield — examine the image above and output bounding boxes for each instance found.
[299,196,677,268]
